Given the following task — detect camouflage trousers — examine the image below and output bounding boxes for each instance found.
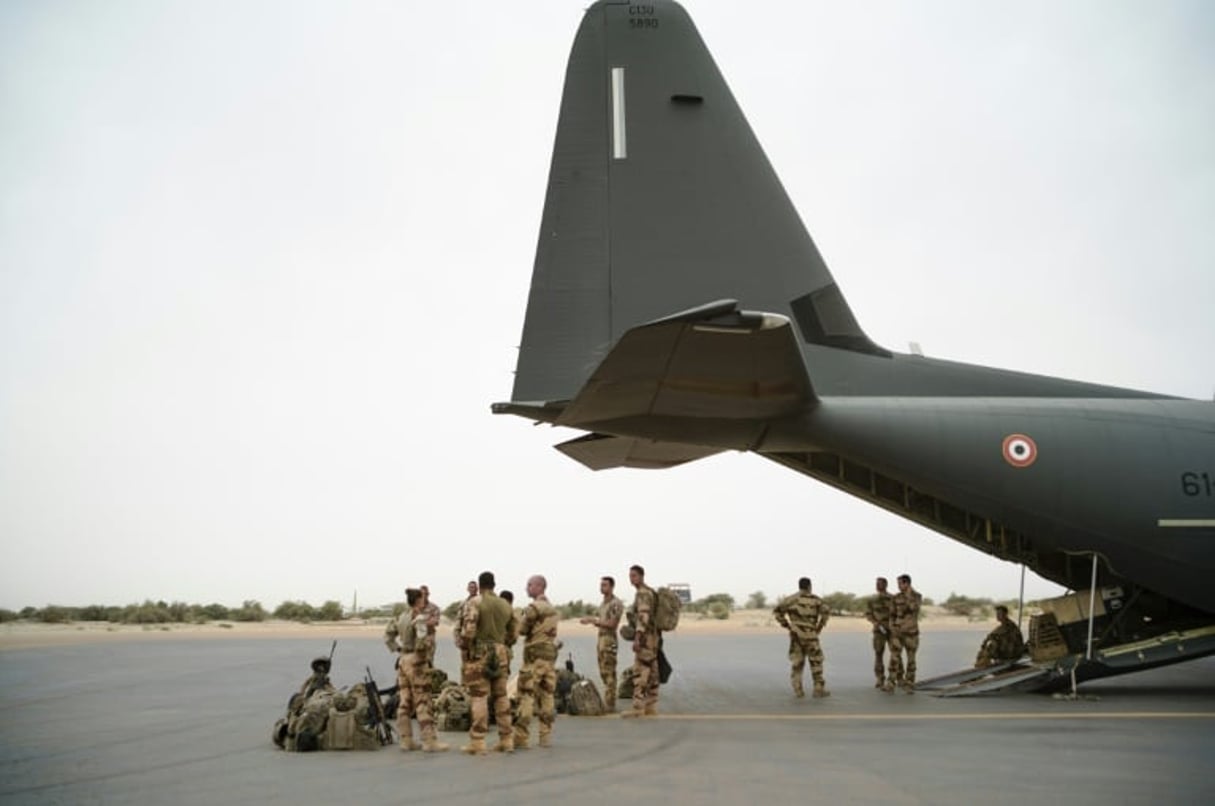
[513,656,556,746]
[788,634,825,694]
[888,631,919,685]
[462,644,512,742]
[396,653,437,744]
[872,630,890,684]
[597,633,618,710]
[628,631,660,713]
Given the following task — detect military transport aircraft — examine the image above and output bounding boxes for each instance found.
[492,1,1215,690]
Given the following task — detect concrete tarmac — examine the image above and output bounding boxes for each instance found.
[3,628,1214,805]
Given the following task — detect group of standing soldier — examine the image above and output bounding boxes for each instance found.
[770,573,924,699]
[383,564,664,757]
[865,574,923,692]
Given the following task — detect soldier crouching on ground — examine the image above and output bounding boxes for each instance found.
[623,564,660,718]
[514,575,559,749]
[580,575,624,713]
[773,576,830,698]
[975,605,1026,668]
[866,576,894,689]
[387,588,449,752]
[886,573,923,693]
[458,570,517,755]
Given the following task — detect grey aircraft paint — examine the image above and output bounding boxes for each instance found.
[495,1,1215,665]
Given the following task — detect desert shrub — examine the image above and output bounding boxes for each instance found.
[232,600,267,622]
[316,600,344,621]
[821,592,860,615]
[688,593,734,614]
[77,605,110,621]
[745,591,767,609]
[0,609,17,623]
[707,601,730,620]
[273,601,317,622]
[942,593,993,618]
[557,600,597,619]
[37,606,72,624]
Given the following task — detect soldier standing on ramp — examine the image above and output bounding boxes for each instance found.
[865,577,894,689]
[457,571,517,754]
[773,577,831,698]
[387,588,449,752]
[579,575,624,713]
[514,575,559,749]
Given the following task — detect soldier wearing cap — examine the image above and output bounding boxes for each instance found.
[388,588,449,752]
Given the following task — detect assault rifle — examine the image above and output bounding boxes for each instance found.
[363,666,394,746]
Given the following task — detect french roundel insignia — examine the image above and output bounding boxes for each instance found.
[1002,434,1038,468]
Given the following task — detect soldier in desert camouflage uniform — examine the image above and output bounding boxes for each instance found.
[514,575,559,749]
[886,573,923,693]
[386,588,449,752]
[457,571,517,754]
[865,577,894,688]
[975,605,1026,667]
[622,564,660,718]
[773,577,831,698]
[418,585,441,666]
[452,580,478,648]
[580,575,624,712]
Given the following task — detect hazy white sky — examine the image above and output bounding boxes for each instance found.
[2,0,1212,613]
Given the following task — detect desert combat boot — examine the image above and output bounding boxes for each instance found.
[422,738,449,753]
[461,738,487,755]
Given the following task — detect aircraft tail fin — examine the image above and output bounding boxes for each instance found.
[509,0,881,407]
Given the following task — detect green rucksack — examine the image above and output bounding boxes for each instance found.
[654,587,682,632]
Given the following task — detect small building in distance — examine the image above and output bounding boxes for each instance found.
[667,583,692,605]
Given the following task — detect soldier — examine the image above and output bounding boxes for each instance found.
[452,580,478,648]
[975,605,1026,667]
[457,571,517,754]
[886,573,923,693]
[514,575,559,749]
[622,564,660,718]
[773,577,831,698]
[865,576,894,689]
[580,575,624,712]
[387,588,449,752]
[418,584,442,667]
[299,655,335,701]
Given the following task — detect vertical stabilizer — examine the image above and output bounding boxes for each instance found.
[511,0,880,405]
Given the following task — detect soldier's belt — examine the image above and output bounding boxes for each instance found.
[523,644,558,663]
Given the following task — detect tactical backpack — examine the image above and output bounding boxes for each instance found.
[618,667,635,699]
[654,587,682,632]
[435,683,472,732]
[567,679,605,716]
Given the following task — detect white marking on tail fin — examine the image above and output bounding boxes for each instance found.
[611,67,627,159]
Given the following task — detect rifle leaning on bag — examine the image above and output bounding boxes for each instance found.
[363,666,394,746]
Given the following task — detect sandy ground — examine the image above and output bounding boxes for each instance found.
[0,607,986,651]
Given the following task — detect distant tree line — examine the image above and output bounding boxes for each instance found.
[0,599,348,625]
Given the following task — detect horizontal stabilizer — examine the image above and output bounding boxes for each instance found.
[556,300,815,429]
[555,433,723,470]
